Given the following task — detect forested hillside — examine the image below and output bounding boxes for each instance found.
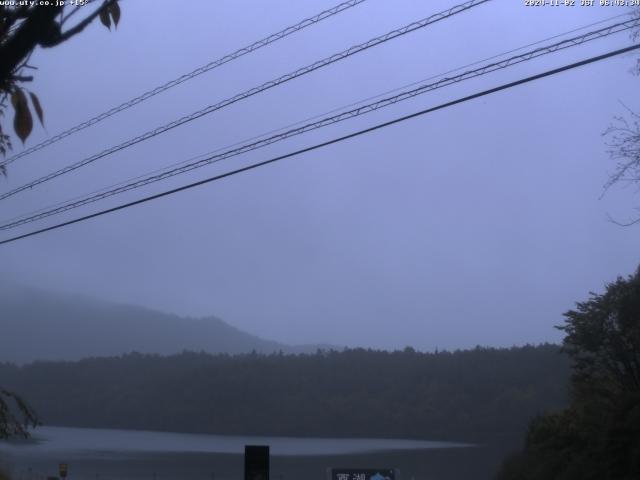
[0,345,569,442]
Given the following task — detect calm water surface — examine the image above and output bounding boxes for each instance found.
[0,427,510,480]
[0,426,471,458]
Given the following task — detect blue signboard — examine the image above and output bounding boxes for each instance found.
[330,469,395,480]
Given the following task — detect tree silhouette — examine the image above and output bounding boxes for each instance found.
[497,267,640,480]
[0,0,121,174]
[0,0,122,438]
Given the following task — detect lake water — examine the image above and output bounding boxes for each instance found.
[0,426,511,480]
[0,426,470,457]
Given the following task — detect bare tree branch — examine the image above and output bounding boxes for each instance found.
[602,102,640,224]
[606,211,640,227]
[0,389,39,439]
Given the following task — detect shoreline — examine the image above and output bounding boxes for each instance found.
[1,444,514,480]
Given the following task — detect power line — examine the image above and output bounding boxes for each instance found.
[0,0,369,168]
[10,10,629,227]
[1,43,638,247]
[0,0,491,201]
[2,17,637,231]
[10,9,624,225]
[0,12,631,228]
[2,17,635,228]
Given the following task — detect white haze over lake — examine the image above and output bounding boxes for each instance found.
[0,427,471,458]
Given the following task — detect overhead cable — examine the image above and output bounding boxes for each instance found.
[0,0,491,201]
[1,43,638,246]
[1,17,636,231]
[0,0,369,168]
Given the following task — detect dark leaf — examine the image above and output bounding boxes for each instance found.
[10,89,20,110]
[29,91,44,126]
[110,1,121,27]
[99,7,111,29]
[11,89,32,143]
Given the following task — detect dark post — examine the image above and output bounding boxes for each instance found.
[244,445,269,480]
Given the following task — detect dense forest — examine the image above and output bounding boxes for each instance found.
[0,344,568,443]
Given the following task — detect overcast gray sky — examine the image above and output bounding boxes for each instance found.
[1,0,639,351]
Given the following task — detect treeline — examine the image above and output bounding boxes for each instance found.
[0,345,568,442]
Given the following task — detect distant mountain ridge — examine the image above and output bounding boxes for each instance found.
[0,284,334,364]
